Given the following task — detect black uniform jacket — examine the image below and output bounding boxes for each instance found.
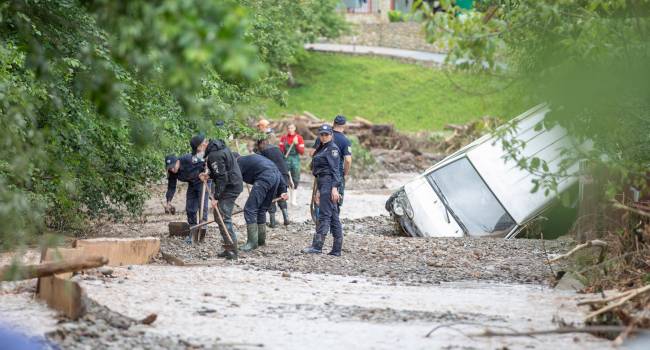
[237,154,288,195]
[311,141,342,188]
[205,139,243,198]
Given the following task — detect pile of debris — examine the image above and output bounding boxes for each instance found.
[271,112,419,150]
[437,116,502,154]
[269,112,502,173]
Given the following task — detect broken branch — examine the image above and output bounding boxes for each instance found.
[612,200,650,218]
[577,290,634,306]
[548,240,608,264]
[585,284,650,320]
[475,325,634,337]
[1,256,108,281]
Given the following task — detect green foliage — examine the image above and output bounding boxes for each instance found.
[0,0,344,248]
[349,136,376,173]
[262,52,524,131]
[417,0,650,197]
[388,10,405,22]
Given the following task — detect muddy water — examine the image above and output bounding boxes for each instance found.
[80,265,610,350]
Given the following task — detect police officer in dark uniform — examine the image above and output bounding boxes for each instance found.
[312,115,352,206]
[165,152,209,242]
[302,124,344,256]
[237,154,289,251]
[199,137,243,259]
[255,138,291,227]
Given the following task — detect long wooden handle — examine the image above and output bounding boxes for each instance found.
[232,197,283,216]
[206,190,234,246]
[285,142,295,158]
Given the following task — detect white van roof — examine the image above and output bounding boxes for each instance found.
[466,105,580,224]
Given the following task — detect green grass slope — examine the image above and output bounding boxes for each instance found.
[262,52,526,132]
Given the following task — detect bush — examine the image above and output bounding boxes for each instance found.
[388,10,405,22]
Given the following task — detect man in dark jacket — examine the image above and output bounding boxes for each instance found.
[255,138,291,227]
[165,153,210,242]
[236,154,288,251]
[199,138,243,259]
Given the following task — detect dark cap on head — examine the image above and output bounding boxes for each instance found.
[190,134,206,153]
[333,115,346,125]
[165,155,178,170]
[318,124,333,135]
[215,120,225,127]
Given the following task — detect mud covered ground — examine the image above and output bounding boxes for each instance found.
[160,216,569,286]
[0,171,611,349]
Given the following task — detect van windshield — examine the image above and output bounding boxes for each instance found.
[426,157,516,237]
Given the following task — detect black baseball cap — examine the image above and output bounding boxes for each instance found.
[190,134,206,153]
[318,124,333,135]
[165,155,178,170]
[333,115,346,125]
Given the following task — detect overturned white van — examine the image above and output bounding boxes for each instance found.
[386,105,582,238]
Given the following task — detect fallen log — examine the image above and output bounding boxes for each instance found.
[1,256,108,281]
[303,111,321,122]
[354,116,374,127]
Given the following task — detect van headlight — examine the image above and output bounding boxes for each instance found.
[392,190,414,219]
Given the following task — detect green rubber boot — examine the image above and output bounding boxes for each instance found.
[258,224,267,246]
[268,212,278,228]
[241,224,259,252]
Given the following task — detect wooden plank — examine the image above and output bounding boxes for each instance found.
[38,275,85,320]
[73,237,160,266]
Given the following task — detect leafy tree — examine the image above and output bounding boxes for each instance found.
[0,0,345,250]
[416,0,649,197]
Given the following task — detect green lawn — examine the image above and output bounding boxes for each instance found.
[261,52,526,132]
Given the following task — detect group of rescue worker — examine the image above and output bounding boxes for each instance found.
[165,115,352,259]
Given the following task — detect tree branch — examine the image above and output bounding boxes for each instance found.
[548,240,608,264]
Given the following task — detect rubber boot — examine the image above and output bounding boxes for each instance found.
[302,233,324,254]
[282,208,290,226]
[218,235,237,259]
[258,224,267,246]
[328,236,343,257]
[217,223,236,258]
[268,212,278,228]
[241,224,259,252]
[290,190,298,206]
[225,236,238,260]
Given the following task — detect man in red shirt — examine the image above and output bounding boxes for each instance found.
[279,124,305,205]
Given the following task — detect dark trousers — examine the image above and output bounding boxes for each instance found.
[338,176,346,207]
[314,175,343,248]
[268,198,288,213]
[244,174,279,225]
[216,193,239,242]
[269,174,289,214]
[186,181,210,225]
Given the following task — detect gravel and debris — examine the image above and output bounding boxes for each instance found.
[46,298,237,350]
[160,215,570,285]
[264,303,506,324]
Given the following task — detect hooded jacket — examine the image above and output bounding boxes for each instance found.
[205,139,243,198]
